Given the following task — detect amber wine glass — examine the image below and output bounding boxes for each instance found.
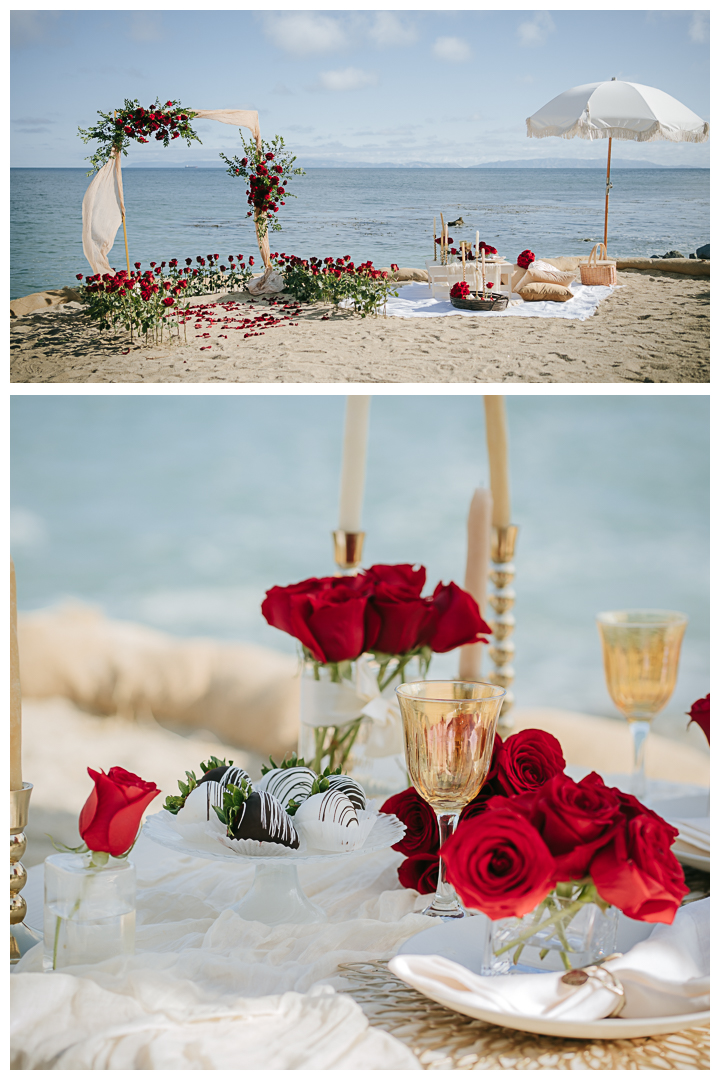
[596,610,687,798]
[395,680,505,918]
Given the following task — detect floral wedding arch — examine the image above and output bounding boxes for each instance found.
[78,99,269,278]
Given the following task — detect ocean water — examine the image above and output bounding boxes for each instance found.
[10,395,709,741]
[10,167,710,298]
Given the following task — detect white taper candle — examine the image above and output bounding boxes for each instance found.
[338,396,371,532]
[458,489,493,680]
[11,559,22,791]
[484,397,511,528]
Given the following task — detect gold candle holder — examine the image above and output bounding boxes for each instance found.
[11,782,41,964]
[488,525,518,735]
[332,530,365,572]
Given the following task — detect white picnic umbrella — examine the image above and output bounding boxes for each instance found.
[526,79,709,250]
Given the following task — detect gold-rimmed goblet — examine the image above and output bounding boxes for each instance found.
[596,609,687,799]
[395,680,506,918]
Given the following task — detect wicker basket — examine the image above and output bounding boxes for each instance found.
[580,243,617,286]
[450,292,509,312]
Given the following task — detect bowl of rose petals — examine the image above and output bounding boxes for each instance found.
[450,280,508,311]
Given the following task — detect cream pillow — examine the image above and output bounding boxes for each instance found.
[518,281,574,303]
[524,259,576,287]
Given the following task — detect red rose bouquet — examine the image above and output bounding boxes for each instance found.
[78,98,201,173]
[263,564,491,771]
[450,281,470,299]
[221,134,305,240]
[382,729,566,892]
[516,249,535,269]
[441,767,687,968]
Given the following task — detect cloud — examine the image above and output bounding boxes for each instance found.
[12,116,57,128]
[316,68,378,92]
[689,12,709,43]
[263,13,348,56]
[517,12,555,47]
[127,12,165,43]
[368,13,417,48]
[433,37,471,63]
[10,11,60,48]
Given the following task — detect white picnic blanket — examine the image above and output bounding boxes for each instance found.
[386,282,614,320]
[11,833,427,1069]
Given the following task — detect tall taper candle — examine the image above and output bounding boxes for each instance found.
[433,217,437,262]
[338,396,371,532]
[458,488,493,680]
[484,397,511,528]
[10,560,22,791]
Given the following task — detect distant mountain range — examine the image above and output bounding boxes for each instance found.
[116,157,706,170]
[472,157,671,169]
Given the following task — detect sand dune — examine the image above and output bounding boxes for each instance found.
[10,269,709,384]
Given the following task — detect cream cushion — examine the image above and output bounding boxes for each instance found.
[518,281,574,303]
[523,259,576,288]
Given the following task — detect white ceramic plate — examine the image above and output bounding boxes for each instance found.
[403,979,710,1040]
[393,915,708,1039]
[143,807,405,865]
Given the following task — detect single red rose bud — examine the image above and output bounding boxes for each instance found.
[78,767,159,857]
[76,274,83,280]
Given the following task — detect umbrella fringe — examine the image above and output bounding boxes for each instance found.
[526,117,710,143]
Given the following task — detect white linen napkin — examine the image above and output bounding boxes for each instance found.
[389,898,709,1022]
[670,817,710,859]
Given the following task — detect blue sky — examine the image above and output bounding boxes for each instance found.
[11,9,710,168]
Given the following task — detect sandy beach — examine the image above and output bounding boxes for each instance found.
[10,267,709,384]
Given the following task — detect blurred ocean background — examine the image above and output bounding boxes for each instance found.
[10,167,710,298]
[11,395,709,738]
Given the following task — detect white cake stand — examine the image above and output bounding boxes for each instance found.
[143,808,405,926]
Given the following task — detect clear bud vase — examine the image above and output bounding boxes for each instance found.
[299,655,421,797]
[43,852,136,971]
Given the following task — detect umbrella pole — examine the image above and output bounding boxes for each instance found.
[603,137,612,251]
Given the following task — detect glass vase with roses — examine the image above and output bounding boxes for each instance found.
[262,564,491,790]
[384,731,688,971]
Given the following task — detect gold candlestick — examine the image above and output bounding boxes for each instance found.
[333,530,365,572]
[487,525,518,735]
[11,782,41,964]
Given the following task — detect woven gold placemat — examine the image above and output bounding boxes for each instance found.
[338,962,709,1070]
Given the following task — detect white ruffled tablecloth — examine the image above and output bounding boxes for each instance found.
[385,282,615,320]
[11,832,430,1069]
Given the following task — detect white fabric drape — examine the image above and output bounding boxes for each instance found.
[80,109,266,276]
[81,149,126,276]
[191,108,261,150]
[11,833,427,1069]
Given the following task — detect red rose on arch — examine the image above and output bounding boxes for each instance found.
[442,808,557,920]
[687,694,709,743]
[380,787,439,855]
[398,852,439,894]
[79,767,160,857]
[494,728,566,796]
